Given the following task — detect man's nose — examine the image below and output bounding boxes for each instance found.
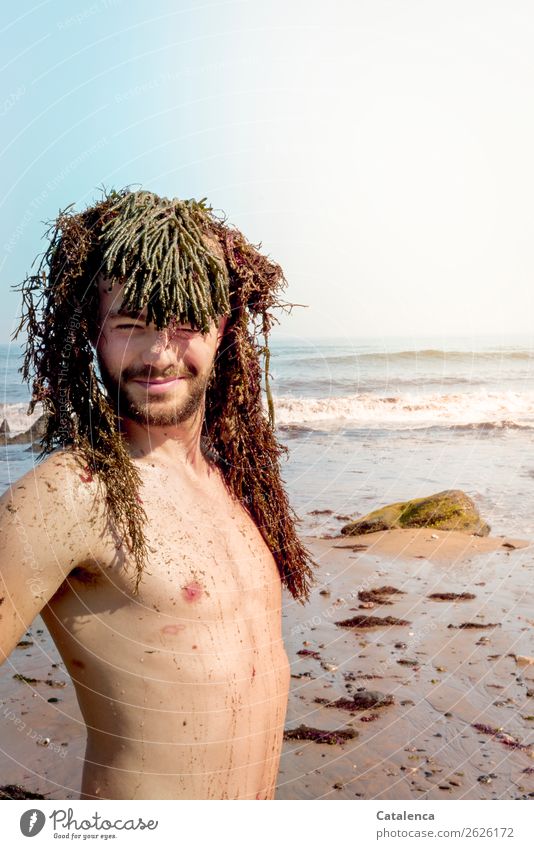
[140,328,176,365]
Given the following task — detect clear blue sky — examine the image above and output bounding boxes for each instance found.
[2,0,534,343]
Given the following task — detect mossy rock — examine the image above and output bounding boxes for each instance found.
[341,489,490,537]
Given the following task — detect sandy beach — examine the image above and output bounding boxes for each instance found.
[1,527,533,800]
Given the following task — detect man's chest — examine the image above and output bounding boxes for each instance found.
[98,477,282,618]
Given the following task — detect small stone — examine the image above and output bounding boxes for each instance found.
[477,774,497,784]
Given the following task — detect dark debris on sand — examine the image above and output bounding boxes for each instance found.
[472,723,533,752]
[358,586,405,605]
[283,724,358,745]
[428,592,476,601]
[0,785,45,800]
[13,673,66,687]
[447,622,501,630]
[315,689,395,711]
[336,615,411,628]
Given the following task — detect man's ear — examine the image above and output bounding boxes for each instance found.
[216,315,228,348]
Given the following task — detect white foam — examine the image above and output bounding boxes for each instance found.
[272,389,534,429]
[0,402,44,435]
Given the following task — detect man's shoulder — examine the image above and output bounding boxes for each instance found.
[5,447,105,521]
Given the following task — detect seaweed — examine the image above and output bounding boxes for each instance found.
[315,689,395,711]
[427,592,476,601]
[336,615,411,629]
[283,724,358,744]
[448,622,501,629]
[358,586,405,605]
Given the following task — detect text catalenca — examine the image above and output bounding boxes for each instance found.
[376,811,435,820]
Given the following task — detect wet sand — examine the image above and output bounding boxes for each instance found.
[279,529,534,800]
[1,529,533,800]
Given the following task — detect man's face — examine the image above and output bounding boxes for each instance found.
[94,276,227,428]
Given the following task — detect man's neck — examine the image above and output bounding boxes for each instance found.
[119,415,213,478]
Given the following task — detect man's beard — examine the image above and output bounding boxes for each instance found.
[96,358,211,427]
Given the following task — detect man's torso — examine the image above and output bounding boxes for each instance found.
[41,455,290,800]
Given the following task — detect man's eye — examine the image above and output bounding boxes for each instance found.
[115,323,142,329]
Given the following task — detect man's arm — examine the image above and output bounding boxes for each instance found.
[0,449,102,663]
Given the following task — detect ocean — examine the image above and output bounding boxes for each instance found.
[2,334,534,540]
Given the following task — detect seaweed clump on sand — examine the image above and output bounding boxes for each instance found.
[13,674,66,688]
[315,689,395,711]
[447,622,501,630]
[472,723,533,753]
[0,785,45,799]
[283,725,358,745]
[428,592,476,601]
[358,586,405,605]
[336,615,411,629]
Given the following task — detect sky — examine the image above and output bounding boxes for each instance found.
[2,0,534,343]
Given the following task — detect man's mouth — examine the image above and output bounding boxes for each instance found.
[131,375,187,393]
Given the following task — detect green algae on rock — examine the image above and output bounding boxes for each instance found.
[341,489,490,537]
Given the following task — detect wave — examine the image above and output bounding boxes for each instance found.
[274,349,534,367]
[0,403,43,435]
[3,394,534,437]
[441,420,534,431]
[272,390,534,430]
[274,375,480,393]
[356,348,534,362]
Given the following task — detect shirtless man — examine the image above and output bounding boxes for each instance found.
[0,189,312,799]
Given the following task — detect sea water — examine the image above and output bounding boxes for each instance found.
[2,334,534,539]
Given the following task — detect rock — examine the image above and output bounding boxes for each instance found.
[341,489,490,537]
[0,419,10,435]
[477,774,497,784]
[5,414,48,446]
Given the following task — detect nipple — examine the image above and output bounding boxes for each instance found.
[181,581,203,603]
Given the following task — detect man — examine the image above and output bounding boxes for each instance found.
[0,189,312,800]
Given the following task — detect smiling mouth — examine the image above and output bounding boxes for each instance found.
[131,376,187,393]
[132,376,184,385]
